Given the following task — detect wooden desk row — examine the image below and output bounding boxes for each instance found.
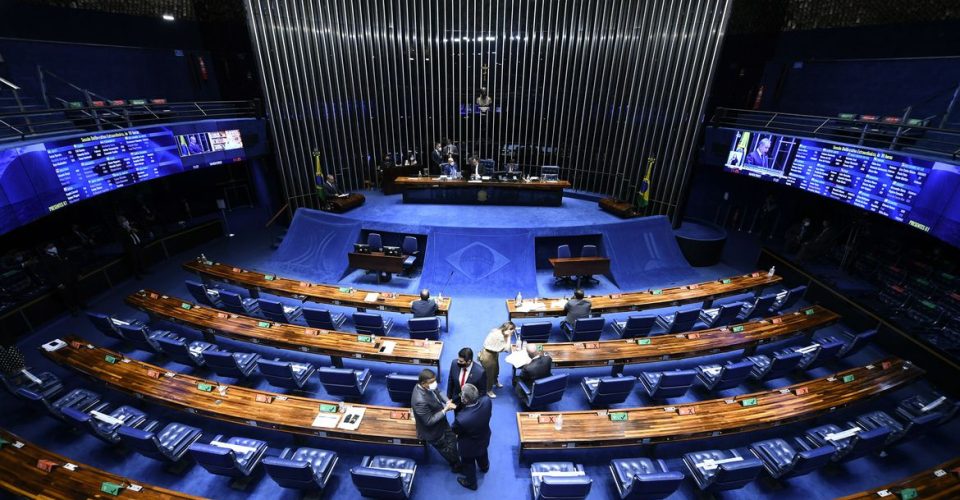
[506,271,782,320]
[837,457,960,499]
[517,357,924,450]
[542,305,838,371]
[42,336,423,447]
[126,289,443,371]
[0,428,202,499]
[183,259,451,330]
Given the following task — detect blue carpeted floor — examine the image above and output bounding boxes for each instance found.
[3,194,959,499]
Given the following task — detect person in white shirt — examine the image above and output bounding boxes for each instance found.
[477,322,516,398]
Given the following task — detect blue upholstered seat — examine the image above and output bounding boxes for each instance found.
[581,245,598,257]
[401,236,419,275]
[557,245,571,259]
[612,315,657,338]
[639,369,697,400]
[350,455,417,499]
[821,328,878,358]
[530,461,592,500]
[776,339,845,370]
[609,457,684,499]
[302,306,347,330]
[264,446,339,490]
[683,448,763,492]
[581,375,637,407]
[116,323,181,353]
[695,359,755,391]
[18,386,103,421]
[561,317,604,342]
[855,410,940,445]
[318,367,372,399]
[353,312,394,336]
[185,280,222,307]
[746,350,803,381]
[188,434,268,478]
[896,391,957,425]
[386,373,419,404]
[86,311,143,342]
[257,358,316,390]
[518,374,568,409]
[520,321,553,342]
[698,302,745,329]
[367,233,384,252]
[218,290,261,315]
[408,317,440,340]
[62,405,152,444]
[802,423,891,462]
[771,285,807,312]
[155,336,216,367]
[749,437,835,479]
[1,370,62,400]
[737,293,778,321]
[654,308,699,333]
[257,298,303,323]
[118,421,202,463]
[203,349,261,378]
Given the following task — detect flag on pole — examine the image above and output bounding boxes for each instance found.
[637,157,655,211]
[313,152,326,202]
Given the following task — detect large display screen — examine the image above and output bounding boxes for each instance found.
[724,130,960,247]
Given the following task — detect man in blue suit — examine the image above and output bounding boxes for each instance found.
[447,347,487,407]
[452,384,492,490]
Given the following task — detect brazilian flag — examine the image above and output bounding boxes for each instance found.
[637,157,654,211]
[313,152,326,202]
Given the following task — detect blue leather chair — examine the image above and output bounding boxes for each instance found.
[353,312,394,336]
[17,386,103,421]
[189,434,268,486]
[855,410,941,445]
[155,335,216,367]
[62,405,153,444]
[518,374,568,409]
[530,462,592,500]
[86,311,142,342]
[408,317,440,340]
[257,358,316,390]
[638,369,697,400]
[896,391,957,425]
[695,359,755,392]
[609,457,684,499]
[557,244,572,259]
[561,317,605,342]
[185,280,222,307]
[386,373,419,404]
[654,308,700,334]
[581,375,637,407]
[367,233,384,252]
[264,447,338,491]
[737,294,779,321]
[117,421,203,465]
[820,328,877,358]
[257,298,303,323]
[520,321,553,342]
[835,427,893,462]
[579,245,600,284]
[771,285,807,312]
[401,236,419,276]
[350,455,417,499]
[218,290,261,315]
[698,302,745,329]
[749,438,835,479]
[302,306,347,330]
[746,350,803,381]
[802,423,890,461]
[1,370,62,400]
[318,367,372,399]
[203,349,261,378]
[116,323,181,353]
[683,448,763,492]
[611,315,657,338]
[775,339,845,370]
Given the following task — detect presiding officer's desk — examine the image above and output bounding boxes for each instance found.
[0,428,204,499]
[517,357,923,450]
[183,258,451,329]
[540,305,838,373]
[837,457,960,500]
[126,290,443,371]
[42,337,423,446]
[347,251,406,280]
[326,192,365,213]
[506,271,781,320]
[393,176,570,206]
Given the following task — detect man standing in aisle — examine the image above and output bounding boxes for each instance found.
[452,384,492,490]
[411,369,462,472]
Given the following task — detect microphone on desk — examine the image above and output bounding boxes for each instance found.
[438,270,455,299]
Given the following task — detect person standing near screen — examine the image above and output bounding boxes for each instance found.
[745,138,771,168]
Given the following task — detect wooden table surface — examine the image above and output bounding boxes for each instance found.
[517,357,923,449]
[506,271,782,320]
[43,336,423,447]
[549,257,611,278]
[393,177,571,190]
[126,289,443,369]
[0,428,204,499]
[540,305,839,368]
[837,457,960,499]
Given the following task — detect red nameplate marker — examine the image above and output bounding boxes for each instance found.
[305,328,319,336]
[70,341,84,349]
[537,415,557,424]
[216,312,228,319]
[678,407,696,415]
[149,292,159,299]
[751,272,760,277]
[882,361,892,370]
[687,333,700,340]
[256,394,273,404]
[772,317,783,324]
[146,369,161,379]
[794,387,809,396]
[299,281,309,287]
[390,411,410,420]
[232,267,241,272]
[36,459,57,472]
[687,284,699,290]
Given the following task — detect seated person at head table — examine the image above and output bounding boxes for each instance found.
[516,343,552,388]
[466,157,481,179]
[322,174,342,197]
[411,289,438,318]
[562,289,592,326]
[442,156,460,178]
[403,150,418,166]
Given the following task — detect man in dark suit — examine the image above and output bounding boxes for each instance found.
[411,369,462,472]
[562,289,592,328]
[410,289,438,318]
[518,343,552,387]
[452,384,492,490]
[447,347,487,407]
[745,138,771,168]
[322,174,341,198]
[38,242,84,315]
[430,142,444,173]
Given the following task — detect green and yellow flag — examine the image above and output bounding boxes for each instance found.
[637,157,655,211]
[313,152,326,202]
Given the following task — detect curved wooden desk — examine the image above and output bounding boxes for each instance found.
[506,271,782,320]
[837,457,960,499]
[42,337,423,447]
[126,289,443,371]
[516,358,923,450]
[183,259,451,330]
[540,306,838,371]
[0,428,203,499]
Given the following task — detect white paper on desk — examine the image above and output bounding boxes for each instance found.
[550,300,565,309]
[506,350,532,368]
[311,413,341,429]
[381,341,396,354]
[364,293,379,303]
[517,302,546,312]
[337,407,366,431]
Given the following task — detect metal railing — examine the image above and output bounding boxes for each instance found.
[711,107,960,161]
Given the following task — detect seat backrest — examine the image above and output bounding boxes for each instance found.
[263,457,316,488]
[712,360,755,390]
[574,317,604,332]
[116,323,158,351]
[402,236,418,254]
[557,244,571,259]
[302,306,334,329]
[190,443,240,473]
[804,339,845,368]
[902,412,942,439]
[766,351,803,379]
[581,245,598,258]
[318,367,358,386]
[712,457,763,490]
[219,290,245,308]
[790,445,835,477]
[744,294,778,319]
[86,312,122,339]
[531,374,568,401]
[596,376,636,395]
[624,315,656,337]
[353,312,383,328]
[203,350,241,374]
[842,427,891,461]
[539,475,592,500]
[840,329,877,357]
[154,336,194,363]
[117,425,165,459]
[778,286,807,311]
[257,358,294,380]
[629,471,684,499]
[653,370,697,398]
[386,373,419,403]
[521,322,553,341]
[185,280,214,306]
[367,233,383,251]
[673,309,700,332]
[408,317,440,333]
[713,303,745,327]
[258,299,285,315]
[350,467,405,498]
